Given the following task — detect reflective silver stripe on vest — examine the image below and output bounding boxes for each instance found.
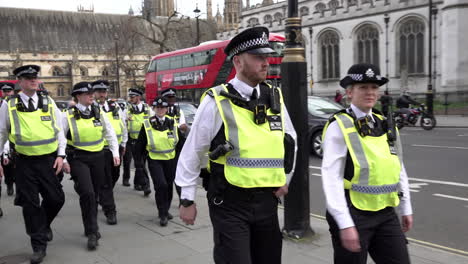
[10,98,58,146]
[149,148,175,154]
[214,86,284,169]
[68,109,103,147]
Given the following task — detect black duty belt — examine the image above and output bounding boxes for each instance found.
[223,185,276,202]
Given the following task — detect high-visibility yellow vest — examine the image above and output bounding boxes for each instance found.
[143,116,178,160]
[8,96,59,156]
[324,112,402,211]
[127,103,149,139]
[66,108,104,152]
[101,102,124,145]
[207,84,286,188]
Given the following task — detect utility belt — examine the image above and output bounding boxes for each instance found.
[66,146,103,158]
[213,185,276,204]
[16,151,57,160]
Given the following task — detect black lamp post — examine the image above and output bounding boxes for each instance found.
[426,0,434,115]
[114,33,120,98]
[281,0,314,240]
[194,4,201,45]
[384,13,390,92]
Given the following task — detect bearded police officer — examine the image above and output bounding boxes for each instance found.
[123,88,151,195]
[62,82,119,250]
[175,27,297,264]
[0,65,66,264]
[321,63,413,264]
[93,80,127,225]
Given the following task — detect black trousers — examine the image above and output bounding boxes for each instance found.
[326,206,410,264]
[132,141,149,189]
[111,146,125,187]
[147,158,175,217]
[99,149,116,214]
[15,154,65,252]
[1,155,16,188]
[69,150,105,236]
[208,188,282,264]
[122,140,133,183]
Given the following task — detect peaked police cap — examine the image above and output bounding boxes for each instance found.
[72,82,93,96]
[13,65,41,78]
[224,27,274,59]
[340,63,388,88]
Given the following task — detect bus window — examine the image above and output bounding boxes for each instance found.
[147,60,157,73]
[183,54,194,68]
[157,58,170,71]
[170,56,182,69]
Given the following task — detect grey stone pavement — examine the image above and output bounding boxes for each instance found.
[1,175,468,264]
[433,115,468,128]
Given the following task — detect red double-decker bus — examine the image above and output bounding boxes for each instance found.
[145,33,285,104]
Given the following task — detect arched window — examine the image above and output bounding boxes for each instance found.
[329,0,339,15]
[300,6,309,17]
[273,12,283,25]
[398,18,425,74]
[355,25,380,66]
[52,66,63,76]
[102,67,110,76]
[57,85,65,97]
[315,3,326,17]
[319,30,340,80]
[264,14,272,26]
[247,17,259,27]
[80,66,88,76]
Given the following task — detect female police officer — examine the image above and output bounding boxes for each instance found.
[321,63,413,264]
[135,96,178,226]
[62,82,119,250]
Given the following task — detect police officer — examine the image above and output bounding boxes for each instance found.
[135,96,180,226]
[123,88,151,195]
[321,63,413,264]
[1,82,16,197]
[0,65,66,264]
[93,80,128,225]
[175,27,297,263]
[61,82,120,251]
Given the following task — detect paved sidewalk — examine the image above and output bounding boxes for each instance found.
[434,115,468,128]
[1,178,468,264]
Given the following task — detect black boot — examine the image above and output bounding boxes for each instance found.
[122,179,130,187]
[143,187,151,197]
[134,185,142,191]
[7,184,14,196]
[159,216,168,227]
[106,212,117,225]
[30,250,46,264]
[0,207,3,218]
[87,234,98,251]
[45,227,53,242]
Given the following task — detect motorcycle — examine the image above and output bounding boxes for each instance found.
[393,104,437,130]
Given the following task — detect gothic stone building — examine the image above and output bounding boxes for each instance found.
[217,0,468,101]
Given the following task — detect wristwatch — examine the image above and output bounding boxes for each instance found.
[57,155,66,159]
[179,199,194,208]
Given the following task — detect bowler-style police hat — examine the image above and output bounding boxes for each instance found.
[0,82,15,91]
[128,88,143,97]
[152,96,169,108]
[339,63,388,88]
[224,27,274,59]
[13,65,41,79]
[91,80,110,91]
[71,82,93,96]
[161,88,176,98]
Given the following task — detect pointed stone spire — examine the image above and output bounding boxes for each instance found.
[128,6,134,16]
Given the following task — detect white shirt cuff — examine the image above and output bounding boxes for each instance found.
[334,212,355,229]
[398,199,413,216]
[181,185,197,201]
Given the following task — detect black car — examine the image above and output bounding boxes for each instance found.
[177,101,198,127]
[308,96,344,158]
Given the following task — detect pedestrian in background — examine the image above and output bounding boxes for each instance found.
[321,63,413,264]
[379,90,392,117]
[335,89,344,105]
[0,65,66,264]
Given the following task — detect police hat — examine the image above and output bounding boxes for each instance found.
[13,65,41,78]
[71,82,93,96]
[152,96,169,108]
[224,27,274,59]
[128,88,143,97]
[339,63,388,89]
[161,88,176,98]
[0,82,15,91]
[91,80,110,91]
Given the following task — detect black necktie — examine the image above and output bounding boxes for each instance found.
[251,89,258,101]
[28,98,35,112]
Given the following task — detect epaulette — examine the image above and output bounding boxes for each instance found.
[206,89,214,98]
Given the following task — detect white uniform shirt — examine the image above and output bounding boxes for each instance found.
[100,101,128,147]
[175,76,298,201]
[0,92,67,156]
[321,104,412,229]
[62,103,119,157]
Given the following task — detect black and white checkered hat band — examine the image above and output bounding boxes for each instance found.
[229,37,270,57]
[347,74,382,81]
[17,68,37,76]
[129,91,141,96]
[1,84,13,90]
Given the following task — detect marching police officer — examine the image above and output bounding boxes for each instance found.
[123,88,152,195]
[93,80,127,225]
[1,82,16,199]
[135,96,180,226]
[0,65,66,264]
[62,82,120,251]
[321,63,413,264]
[175,27,297,263]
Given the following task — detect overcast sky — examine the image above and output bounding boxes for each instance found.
[0,0,267,18]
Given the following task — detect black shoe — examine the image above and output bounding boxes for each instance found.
[143,188,151,197]
[134,185,142,191]
[30,250,46,264]
[7,185,14,196]
[159,216,168,227]
[167,213,173,220]
[106,212,117,225]
[122,180,130,187]
[45,227,53,242]
[0,207,3,218]
[87,234,98,251]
